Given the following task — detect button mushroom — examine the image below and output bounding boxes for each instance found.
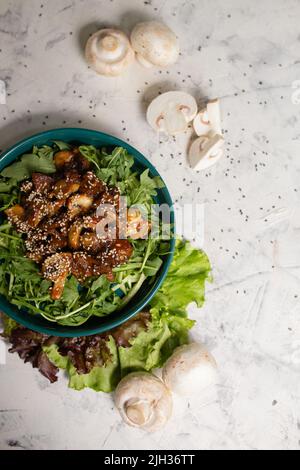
[85,28,135,77]
[115,372,173,432]
[193,98,222,137]
[147,91,197,135]
[162,342,218,396]
[130,21,179,68]
[189,134,224,171]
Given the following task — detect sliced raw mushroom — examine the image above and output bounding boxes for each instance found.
[115,372,173,432]
[0,80,6,105]
[162,342,218,396]
[130,21,179,68]
[147,91,197,135]
[193,98,222,136]
[189,134,224,171]
[85,28,135,77]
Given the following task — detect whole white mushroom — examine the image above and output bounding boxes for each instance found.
[130,21,179,68]
[162,342,218,396]
[115,372,173,432]
[85,28,135,76]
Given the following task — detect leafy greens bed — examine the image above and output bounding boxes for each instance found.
[0,141,169,326]
[1,239,212,393]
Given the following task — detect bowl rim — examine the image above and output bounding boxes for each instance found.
[0,128,175,337]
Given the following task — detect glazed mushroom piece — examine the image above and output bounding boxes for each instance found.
[147,91,198,135]
[162,342,218,396]
[42,253,72,300]
[115,372,173,432]
[85,28,135,76]
[130,21,179,68]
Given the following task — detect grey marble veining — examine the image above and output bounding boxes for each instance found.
[0,0,300,450]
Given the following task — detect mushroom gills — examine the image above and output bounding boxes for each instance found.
[114,372,173,432]
[125,398,153,427]
[85,28,134,77]
[189,134,224,171]
[147,91,197,135]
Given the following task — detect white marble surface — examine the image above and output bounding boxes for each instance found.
[0,0,300,451]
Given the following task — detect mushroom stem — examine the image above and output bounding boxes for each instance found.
[125,399,152,426]
[115,372,173,432]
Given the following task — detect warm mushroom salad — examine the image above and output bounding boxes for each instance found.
[0,142,168,326]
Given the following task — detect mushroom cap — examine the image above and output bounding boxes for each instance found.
[115,372,173,432]
[162,342,218,396]
[189,134,224,171]
[85,28,135,76]
[130,21,179,67]
[147,91,198,135]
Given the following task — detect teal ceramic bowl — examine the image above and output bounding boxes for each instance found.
[0,128,175,337]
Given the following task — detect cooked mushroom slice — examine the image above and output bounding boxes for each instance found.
[31,173,54,194]
[49,173,81,200]
[26,196,49,228]
[68,218,85,250]
[54,150,75,169]
[80,171,106,197]
[26,229,68,259]
[80,232,105,253]
[102,239,133,266]
[68,215,102,250]
[20,180,33,194]
[5,204,25,223]
[193,99,222,136]
[67,194,93,219]
[162,342,218,396]
[4,204,29,232]
[85,28,135,77]
[71,252,113,283]
[189,134,224,171]
[96,187,120,212]
[42,253,72,300]
[127,209,150,239]
[115,372,173,432]
[130,21,179,68]
[147,91,197,135]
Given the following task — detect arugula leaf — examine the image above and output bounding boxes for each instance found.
[0,142,170,326]
[3,238,212,394]
[1,152,55,181]
[78,145,101,171]
[52,141,71,151]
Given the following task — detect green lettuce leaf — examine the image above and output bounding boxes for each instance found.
[43,336,120,393]
[150,239,212,314]
[1,314,19,337]
[118,308,194,376]
[4,239,212,393]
